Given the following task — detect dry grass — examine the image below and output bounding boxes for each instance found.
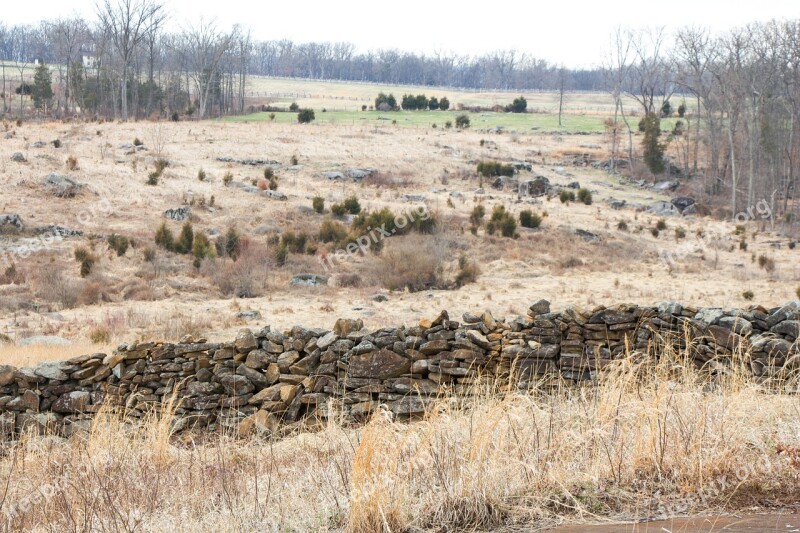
[1,345,799,532]
[1,119,799,347]
[0,342,114,367]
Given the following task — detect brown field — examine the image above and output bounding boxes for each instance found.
[1,110,800,532]
[0,118,798,362]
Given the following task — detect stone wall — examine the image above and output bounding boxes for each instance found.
[1,300,798,436]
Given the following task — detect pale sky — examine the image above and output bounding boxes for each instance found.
[4,0,799,68]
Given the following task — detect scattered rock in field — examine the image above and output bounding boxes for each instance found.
[646,201,681,217]
[44,174,82,198]
[0,214,24,231]
[216,156,279,166]
[575,229,600,242]
[372,294,388,302]
[19,336,71,346]
[518,176,550,197]
[566,181,581,189]
[32,141,47,148]
[653,180,679,192]
[10,152,26,163]
[607,198,626,209]
[291,274,328,286]
[237,311,262,320]
[491,176,518,191]
[349,168,377,181]
[38,225,83,238]
[400,194,426,202]
[119,143,147,153]
[264,190,287,201]
[512,161,532,171]
[323,171,345,180]
[671,196,696,212]
[164,207,191,221]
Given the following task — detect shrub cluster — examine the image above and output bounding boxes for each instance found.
[331,195,361,216]
[107,234,129,256]
[477,160,515,177]
[375,92,397,111]
[519,210,542,229]
[297,108,315,123]
[147,158,169,186]
[154,221,215,266]
[486,205,517,238]
[576,188,592,205]
[506,96,527,113]
[74,247,96,277]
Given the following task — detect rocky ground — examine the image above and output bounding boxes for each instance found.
[0,119,798,365]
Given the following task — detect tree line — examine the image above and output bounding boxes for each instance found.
[605,22,799,223]
[0,2,797,223]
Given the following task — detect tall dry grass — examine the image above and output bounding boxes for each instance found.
[1,343,799,532]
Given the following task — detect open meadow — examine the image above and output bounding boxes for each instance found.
[1,83,799,532]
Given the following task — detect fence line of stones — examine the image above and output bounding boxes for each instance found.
[1,300,798,437]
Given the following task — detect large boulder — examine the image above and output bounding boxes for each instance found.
[653,180,679,192]
[44,174,82,198]
[491,176,518,191]
[671,196,695,212]
[348,168,377,181]
[646,201,681,217]
[518,176,550,197]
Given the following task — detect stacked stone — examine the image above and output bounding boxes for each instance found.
[1,300,799,436]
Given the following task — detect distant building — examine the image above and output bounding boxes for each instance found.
[82,55,97,69]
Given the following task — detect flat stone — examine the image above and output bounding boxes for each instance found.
[51,391,90,414]
[33,361,70,381]
[348,348,411,380]
[234,329,257,352]
[244,349,271,370]
[772,320,800,339]
[218,374,255,396]
[529,299,551,315]
[334,318,363,337]
[0,364,17,386]
[317,331,338,350]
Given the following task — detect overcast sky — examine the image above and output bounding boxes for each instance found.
[4,0,799,68]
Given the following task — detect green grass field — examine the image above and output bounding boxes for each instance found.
[223,108,681,134]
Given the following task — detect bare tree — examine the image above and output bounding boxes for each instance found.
[180,19,234,119]
[604,28,636,172]
[96,0,166,120]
